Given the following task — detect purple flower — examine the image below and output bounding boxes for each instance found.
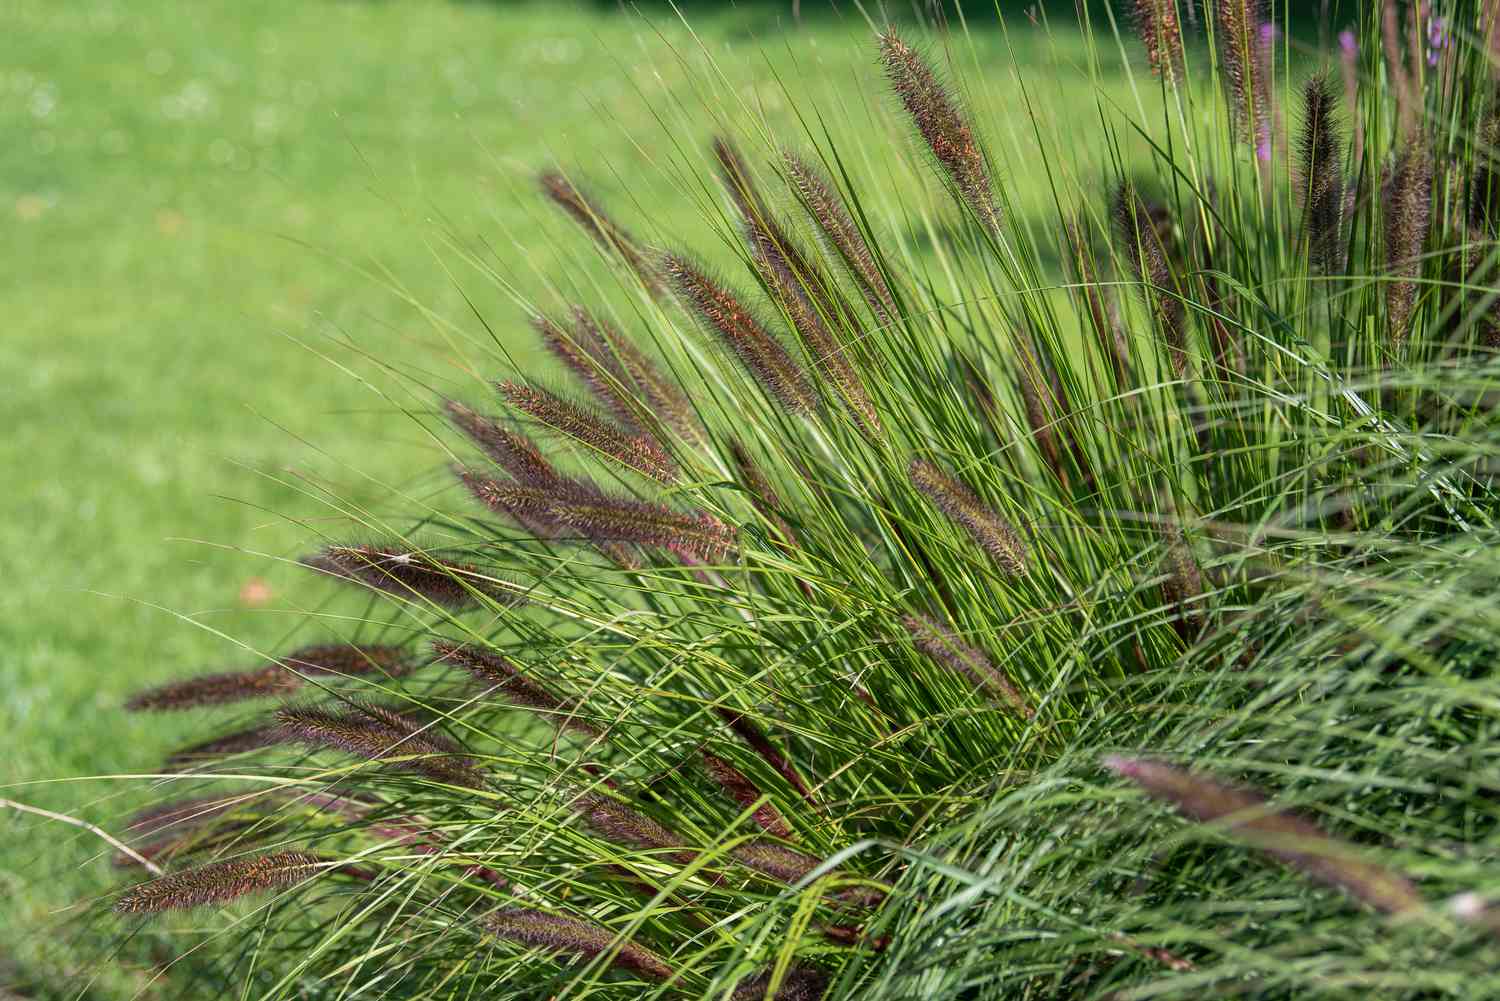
[1338,29,1356,57]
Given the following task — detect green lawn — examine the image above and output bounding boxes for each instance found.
[2,3,1130,995]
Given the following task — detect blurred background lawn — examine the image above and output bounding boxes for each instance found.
[2,1,1127,996]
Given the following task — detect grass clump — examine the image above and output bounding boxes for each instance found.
[82,3,1500,998]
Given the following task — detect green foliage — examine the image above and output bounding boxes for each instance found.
[68,2,1500,999]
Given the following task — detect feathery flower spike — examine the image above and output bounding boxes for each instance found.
[1217,0,1271,151]
[125,644,411,711]
[114,851,320,914]
[731,967,832,1001]
[444,400,559,489]
[699,751,793,837]
[901,613,1033,717]
[1105,757,1423,915]
[535,313,643,435]
[663,252,820,416]
[1130,0,1183,83]
[1298,75,1347,275]
[483,909,675,981]
[1385,142,1433,349]
[454,467,641,569]
[164,725,278,771]
[879,28,1000,235]
[431,640,603,740]
[908,457,1029,575]
[498,380,677,484]
[1158,520,1205,642]
[274,703,485,788]
[301,544,510,610]
[784,150,896,324]
[572,307,708,450]
[539,170,662,297]
[714,707,815,803]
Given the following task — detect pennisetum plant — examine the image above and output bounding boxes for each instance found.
[76,4,1500,999]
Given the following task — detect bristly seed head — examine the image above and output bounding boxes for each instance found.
[908,457,1029,575]
[1113,182,1188,375]
[1105,756,1424,916]
[699,751,793,837]
[901,612,1033,718]
[483,908,676,981]
[444,400,560,489]
[1130,0,1184,83]
[163,725,279,772]
[114,851,321,914]
[879,28,1000,235]
[430,639,603,740]
[1297,75,1347,275]
[498,380,678,484]
[784,150,897,325]
[534,313,643,435]
[662,252,821,417]
[539,170,663,298]
[1385,141,1433,349]
[730,966,832,1001]
[1216,0,1272,150]
[125,644,411,712]
[273,702,485,788]
[302,544,513,610]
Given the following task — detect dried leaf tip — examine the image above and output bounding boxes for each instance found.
[539,170,662,297]
[1297,75,1347,275]
[662,252,820,416]
[1105,756,1423,916]
[301,544,512,610]
[879,28,1000,235]
[484,908,675,981]
[114,851,320,914]
[908,457,1029,575]
[274,703,485,788]
[901,613,1033,717]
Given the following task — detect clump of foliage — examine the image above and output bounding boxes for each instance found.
[97,2,1500,998]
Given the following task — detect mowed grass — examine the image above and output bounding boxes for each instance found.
[1,2,1134,995]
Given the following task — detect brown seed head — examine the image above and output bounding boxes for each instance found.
[273,703,484,788]
[699,751,792,837]
[498,380,677,484]
[125,644,411,712]
[1216,0,1271,148]
[483,908,675,981]
[879,28,1000,235]
[444,399,559,489]
[901,613,1033,717]
[539,170,662,297]
[163,725,279,772]
[573,307,707,450]
[430,639,603,740]
[1114,182,1188,375]
[663,252,820,416]
[1385,142,1433,348]
[301,544,511,610]
[1106,756,1423,915]
[908,457,1029,575]
[1131,0,1184,83]
[114,851,320,914]
[784,150,897,325]
[731,967,832,1001]
[1298,75,1347,275]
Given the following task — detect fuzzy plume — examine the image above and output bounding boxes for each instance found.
[573,307,708,450]
[784,151,896,324]
[114,851,320,914]
[1215,0,1270,150]
[731,967,832,1001]
[879,28,1000,235]
[431,639,603,740]
[1157,520,1205,642]
[714,707,814,803]
[453,467,640,569]
[498,380,678,484]
[572,791,699,868]
[1385,142,1433,349]
[464,480,735,564]
[1114,182,1188,375]
[444,400,559,488]
[483,908,675,981]
[539,170,662,297]
[1105,757,1424,916]
[663,252,820,417]
[699,751,792,837]
[1130,0,1183,83]
[1064,219,1131,385]
[1473,106,1500,235]
[901,613,1033,718]
[908,457,1029,576]
[125,644,411,712]
[535,313,643,434]
[273,703,485,788]
[301,544,510,610]
[1298,75,1347,275]
[714,138,881,438]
